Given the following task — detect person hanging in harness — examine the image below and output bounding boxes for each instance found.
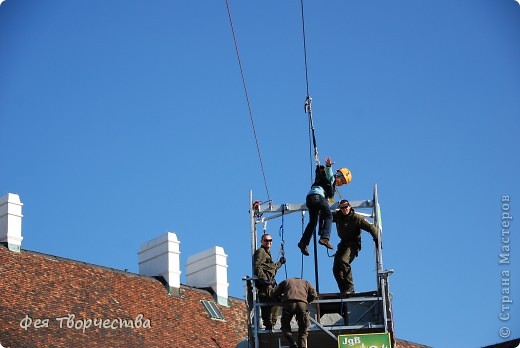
[253,233,286,330]
[332,199,379,295]
[298,156,352,256]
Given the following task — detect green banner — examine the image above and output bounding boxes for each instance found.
[338,333,391,348]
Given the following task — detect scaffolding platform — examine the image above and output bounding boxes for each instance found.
[246,186,395,348]
[255,291,388,348]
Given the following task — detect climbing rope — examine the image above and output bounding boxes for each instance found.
[305,96,320,167]
[278,206,288,279]
[300,211,305,279]
[300,0,320,175]
[300,0,326,288]
[300,0,311,98]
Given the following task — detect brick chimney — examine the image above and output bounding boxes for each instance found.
[0,193,24,252]
[138,232,181,293]
[186,246,229,306]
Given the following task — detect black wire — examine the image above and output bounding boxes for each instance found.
[301,0,316,275]
[300,0,310,98]
[301,0,318,182]
[225,0,271,203]
[300,211,305,279]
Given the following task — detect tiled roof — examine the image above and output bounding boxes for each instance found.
[0,245,247,348]
[395,338,433,348]
[482,338,520,348]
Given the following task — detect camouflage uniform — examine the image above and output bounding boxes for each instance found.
[271,278,317,348]
[253,246,283,329]
[332,208,378,293]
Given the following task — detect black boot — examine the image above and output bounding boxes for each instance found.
[298,242,309,256]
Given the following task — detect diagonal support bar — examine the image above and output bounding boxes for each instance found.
[309,316,338,341]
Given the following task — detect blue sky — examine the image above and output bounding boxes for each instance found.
[1,1,519,347]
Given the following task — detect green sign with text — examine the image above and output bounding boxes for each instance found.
[338,333,391,348]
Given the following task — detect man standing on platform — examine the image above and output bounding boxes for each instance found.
[332,199,379,294]
[253,233,286,330]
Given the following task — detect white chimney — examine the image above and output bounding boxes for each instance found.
[0,193,24,252]
[186,246,229,306]
[138,232,181,292]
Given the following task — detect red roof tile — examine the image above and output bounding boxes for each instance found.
[0,246,247,347]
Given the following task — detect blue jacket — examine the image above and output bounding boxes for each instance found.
[307,165,334,198]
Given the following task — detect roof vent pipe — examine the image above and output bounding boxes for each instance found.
[0,193,24,252]
[138,232,181,292]
[186,246,229,306]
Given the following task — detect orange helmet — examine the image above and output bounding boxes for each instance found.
[336,168,352,185]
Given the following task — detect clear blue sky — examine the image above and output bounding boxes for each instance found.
[1,1,519,347]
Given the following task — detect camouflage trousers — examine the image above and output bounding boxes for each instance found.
[333,243,359,293]
[280,300,310,348]
[258,288,280,329]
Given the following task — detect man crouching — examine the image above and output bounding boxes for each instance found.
[271,278,317,348]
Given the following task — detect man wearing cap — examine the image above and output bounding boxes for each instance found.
[332,199,379,294]
[253,233,286,330]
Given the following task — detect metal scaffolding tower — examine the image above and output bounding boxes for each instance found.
[244,185,395,348]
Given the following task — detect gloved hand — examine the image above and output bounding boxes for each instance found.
[279,256,286,265]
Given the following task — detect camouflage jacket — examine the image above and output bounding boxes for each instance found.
[253,246,282,286]
[332,208,378,249]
